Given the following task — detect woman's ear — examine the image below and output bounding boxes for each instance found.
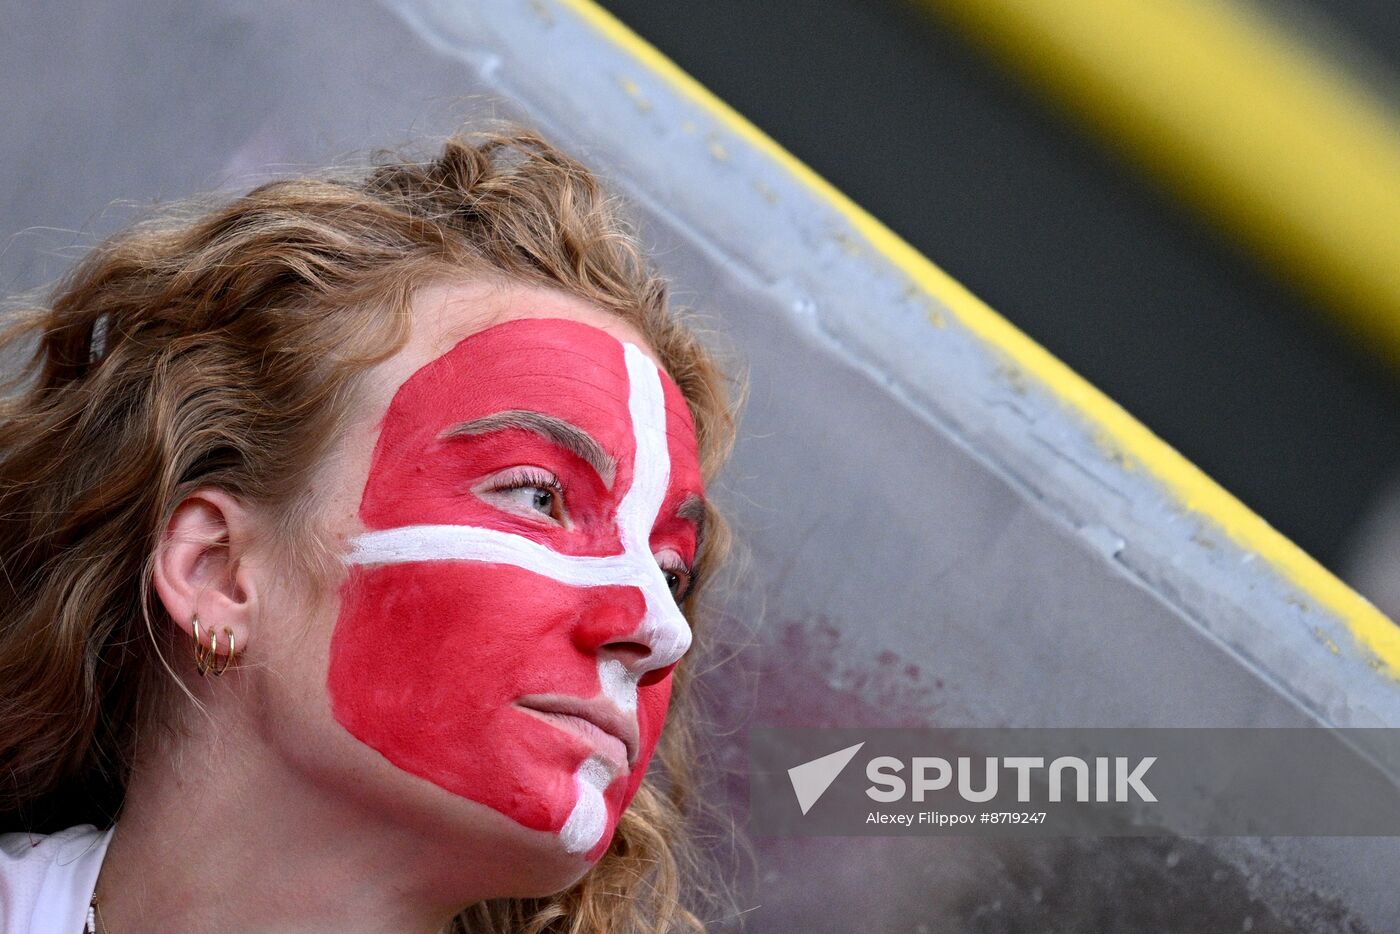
[152,487,262,661]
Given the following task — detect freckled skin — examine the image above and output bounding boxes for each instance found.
[327,318,703,861]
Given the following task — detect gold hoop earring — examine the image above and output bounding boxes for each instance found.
[193,615,237,677]
[192,614,214,677]
[211,627,235,677]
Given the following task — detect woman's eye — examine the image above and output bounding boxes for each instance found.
[476,468,567,525]
[502,484,556,517]
[661,563,693,604]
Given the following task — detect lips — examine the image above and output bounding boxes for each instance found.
[514,694,639,770]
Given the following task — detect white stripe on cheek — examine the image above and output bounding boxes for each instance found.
[350,524,645,587]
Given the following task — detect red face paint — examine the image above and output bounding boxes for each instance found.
[329,317,704,862]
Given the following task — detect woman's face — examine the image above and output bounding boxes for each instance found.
[260,280,705,894]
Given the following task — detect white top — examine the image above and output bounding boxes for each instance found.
[0,825,113,934]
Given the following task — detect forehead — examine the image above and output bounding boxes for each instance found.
[382,316,696,450]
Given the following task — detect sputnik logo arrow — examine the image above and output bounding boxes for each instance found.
[788,742,865,815]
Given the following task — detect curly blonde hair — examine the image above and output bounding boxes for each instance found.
[0,129,739,932]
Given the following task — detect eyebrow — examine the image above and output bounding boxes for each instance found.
[677,492,708,557]
[441,410,617,489]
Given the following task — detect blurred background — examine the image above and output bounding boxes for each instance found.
[598,0,1400,617]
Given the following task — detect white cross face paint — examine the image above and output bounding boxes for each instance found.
[327,317,705,862]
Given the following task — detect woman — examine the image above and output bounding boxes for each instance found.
[0,129,737,932]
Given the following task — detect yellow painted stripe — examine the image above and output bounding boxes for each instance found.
[921,0,1400,365]
[557,0,1400,678]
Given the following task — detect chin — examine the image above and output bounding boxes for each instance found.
[438,796,617,900]
[478,826,609,900]
[512,856,597,899]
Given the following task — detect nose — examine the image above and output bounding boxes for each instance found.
[572,588,649,661]
[571,585,689,676]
